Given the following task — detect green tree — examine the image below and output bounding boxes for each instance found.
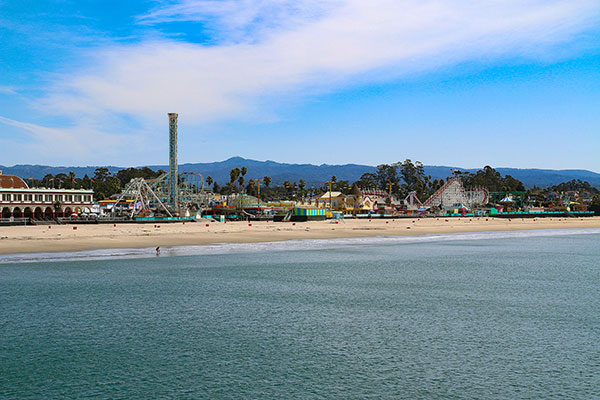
[335,180,352,194]
[54,173,68,189]
[283,181,293,197]
[355,172,378,189]
[116,167,162,186]
[41,174,54,188]
[223,182,237,195]
[375,164,399,194]
[230,168,241,185]
[462,166,525,192]
[551,179,598,194]
[263,176,272,187]
[82,174,93,189]
[66,171,76,189]
[503,175,525,191]
[93,168,121,199]
[93,168,110,182]
[400,159,429,198]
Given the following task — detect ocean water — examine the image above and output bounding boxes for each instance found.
[1,230,599,399]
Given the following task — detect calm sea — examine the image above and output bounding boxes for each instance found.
[1,230,599,399]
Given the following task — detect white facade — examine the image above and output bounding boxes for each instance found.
[0,186,94,219]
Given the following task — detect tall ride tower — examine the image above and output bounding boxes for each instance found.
[168,113,179,208]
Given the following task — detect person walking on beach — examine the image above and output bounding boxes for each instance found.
[156,246,160,256]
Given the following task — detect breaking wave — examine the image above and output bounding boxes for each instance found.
[1,228,599,264]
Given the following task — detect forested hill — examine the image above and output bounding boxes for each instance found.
[1,157,599,188]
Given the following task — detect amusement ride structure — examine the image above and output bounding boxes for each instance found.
[109,113,490,219]
[422,177,489,209]
[111,114,214,218]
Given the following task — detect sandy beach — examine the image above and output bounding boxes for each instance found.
[0,216,599,255]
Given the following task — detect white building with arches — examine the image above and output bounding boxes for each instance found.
[0,172,94,220]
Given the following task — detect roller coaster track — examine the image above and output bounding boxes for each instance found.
[423,178,462,207]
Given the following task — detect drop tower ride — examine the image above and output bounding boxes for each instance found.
[168,113,178,209]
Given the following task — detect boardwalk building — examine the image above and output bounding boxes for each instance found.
[0,172,94,220]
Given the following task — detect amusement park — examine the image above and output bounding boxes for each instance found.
[81,112,597,223]
[99,113,496,222]
[0,113,597,226]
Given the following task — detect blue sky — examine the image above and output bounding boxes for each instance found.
[1,0,599,171]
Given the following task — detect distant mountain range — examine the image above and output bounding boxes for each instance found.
[2,156,599,188]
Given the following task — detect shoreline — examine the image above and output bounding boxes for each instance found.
[1,217,599,257]
[2,227,599,264]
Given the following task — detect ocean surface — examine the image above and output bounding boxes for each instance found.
[1,230,599,399]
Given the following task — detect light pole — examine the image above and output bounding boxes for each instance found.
[253,178,263,215]
[325,181,334,212]
[387,182,395,196]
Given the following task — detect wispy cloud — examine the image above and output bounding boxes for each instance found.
[138,0,334,41]
[0,86,17,95]
[0,116,141,164]
[42,0,600,126]
[4,0,599,165]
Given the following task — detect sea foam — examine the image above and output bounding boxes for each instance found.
[1,228,599,264]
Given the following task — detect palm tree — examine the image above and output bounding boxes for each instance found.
[283,180,292,197]
[68,171,76,189]
[42,174,54,188]
[230,168,241,183]
[263,176,272,187]
[53,200,62,217]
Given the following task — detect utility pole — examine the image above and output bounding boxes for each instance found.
[387,183,396,209]
[254,178,263,215]
[387,182,395,196]
[326,181,334,211]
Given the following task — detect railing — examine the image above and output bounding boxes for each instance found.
[0,217,31,225]
[135,216,198,221]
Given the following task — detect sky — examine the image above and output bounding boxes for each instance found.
[1,0,599,171]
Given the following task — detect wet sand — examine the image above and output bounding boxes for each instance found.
[1,216,599,255]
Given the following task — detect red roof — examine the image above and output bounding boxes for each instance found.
[0,174,29,189]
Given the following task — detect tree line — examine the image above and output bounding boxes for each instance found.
[24,162,599,206]
[27,167,164,200]
[353,161,526,201]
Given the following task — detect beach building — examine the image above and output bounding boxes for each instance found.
[319,191,346,209]
[0,171,94,219]
[345,186,377,215]
[313,187,382,215]
[97,199,134,215]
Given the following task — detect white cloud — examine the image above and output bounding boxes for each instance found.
[42,0,599,126]
[0,86,17,95]
[0,116,143,164]
[3,0,597,165]
[138,0,335,40]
